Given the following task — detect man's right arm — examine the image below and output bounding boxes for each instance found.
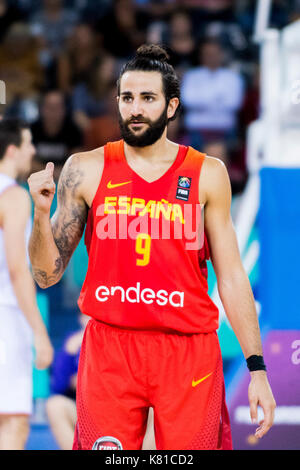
[28,154,88,288]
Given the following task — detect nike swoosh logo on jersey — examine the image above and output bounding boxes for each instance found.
[107,180,132,189]
[192,372,213,387]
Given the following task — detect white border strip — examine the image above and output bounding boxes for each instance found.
[235,406,300,425]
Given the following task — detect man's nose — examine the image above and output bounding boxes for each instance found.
[131,98,144,116]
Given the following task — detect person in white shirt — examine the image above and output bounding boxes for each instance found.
[0,118,53,450]
[181,38,244,149]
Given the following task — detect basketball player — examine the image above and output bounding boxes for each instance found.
[28,45,276,450]
[0,119,53,450]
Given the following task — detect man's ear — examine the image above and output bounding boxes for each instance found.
[167,97,180,120]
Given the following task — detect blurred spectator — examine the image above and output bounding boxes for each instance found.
[167,115,190,146]
[96,0,146,60]
[57,23,101,94]
[164,9,195,72]
[84,82,120,150]
[72,55,117,133]
[202,22,249,66]
[181,0,236,29]
[0,0,25,42]
[46,313,89,450]
[0,23,44,121]
[181,38,244,149]
[46,311,156,450]
[203,140,247,194]
[135,0,176,51]
[29,0,79,67]
[180,0,252,64]
[16,0,41,16]
[77,0,111,23]
[31,90,83,180]
[203,140,229,166]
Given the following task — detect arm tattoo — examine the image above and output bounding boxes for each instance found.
[32,257,63,288]
[53,156,87,270]
[37,156,88,286]
[53,203,87,270]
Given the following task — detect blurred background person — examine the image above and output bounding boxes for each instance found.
[46,313,88,450]
[181,38,245,149]
[0,0,25,42]
[95,0,146,61]
[29,0,79,87]
[164,9,195,74]
[0,22,44,122]
[203,139,229,166]
[46,312,156,450]
[202,139,247,195]
[57,22,102,95]
[31,90,83,181]
[0,118,53,450]
[83,81,120,150]
[180,0,236,28]
[71,55,117,134]
[29,0,79,62]
[181,0,250,64]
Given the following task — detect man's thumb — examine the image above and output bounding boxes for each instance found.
[46,162,54,174]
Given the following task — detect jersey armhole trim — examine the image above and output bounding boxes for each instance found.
[89,146,107,212]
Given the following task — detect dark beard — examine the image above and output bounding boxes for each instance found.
[118,105,168,147]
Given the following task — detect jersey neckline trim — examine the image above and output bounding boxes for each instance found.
[120,140,188,185]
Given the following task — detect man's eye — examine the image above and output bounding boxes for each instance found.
[144,96,153,102]
[123,96,132,102]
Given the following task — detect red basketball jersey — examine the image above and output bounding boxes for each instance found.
[78,140,219,333]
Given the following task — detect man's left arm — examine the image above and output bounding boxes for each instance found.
[201,156,276,439]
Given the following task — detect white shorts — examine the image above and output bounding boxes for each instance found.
[0,305,33,415]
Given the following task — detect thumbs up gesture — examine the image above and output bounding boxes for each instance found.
[28,162,56,214]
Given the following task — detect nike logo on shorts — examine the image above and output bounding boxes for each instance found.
[192,372,213,387]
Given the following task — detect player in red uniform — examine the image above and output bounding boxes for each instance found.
[28,45,276,450]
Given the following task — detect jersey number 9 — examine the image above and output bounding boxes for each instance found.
[136,234,151,266]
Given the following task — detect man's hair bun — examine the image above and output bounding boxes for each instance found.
[135,44,170,63]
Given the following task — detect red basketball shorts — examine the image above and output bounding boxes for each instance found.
[73,319,233,450]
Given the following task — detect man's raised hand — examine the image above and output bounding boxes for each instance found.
[28,162,56,214]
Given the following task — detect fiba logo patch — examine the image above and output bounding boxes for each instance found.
[176,176,192,201]
[92,436,123,450]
